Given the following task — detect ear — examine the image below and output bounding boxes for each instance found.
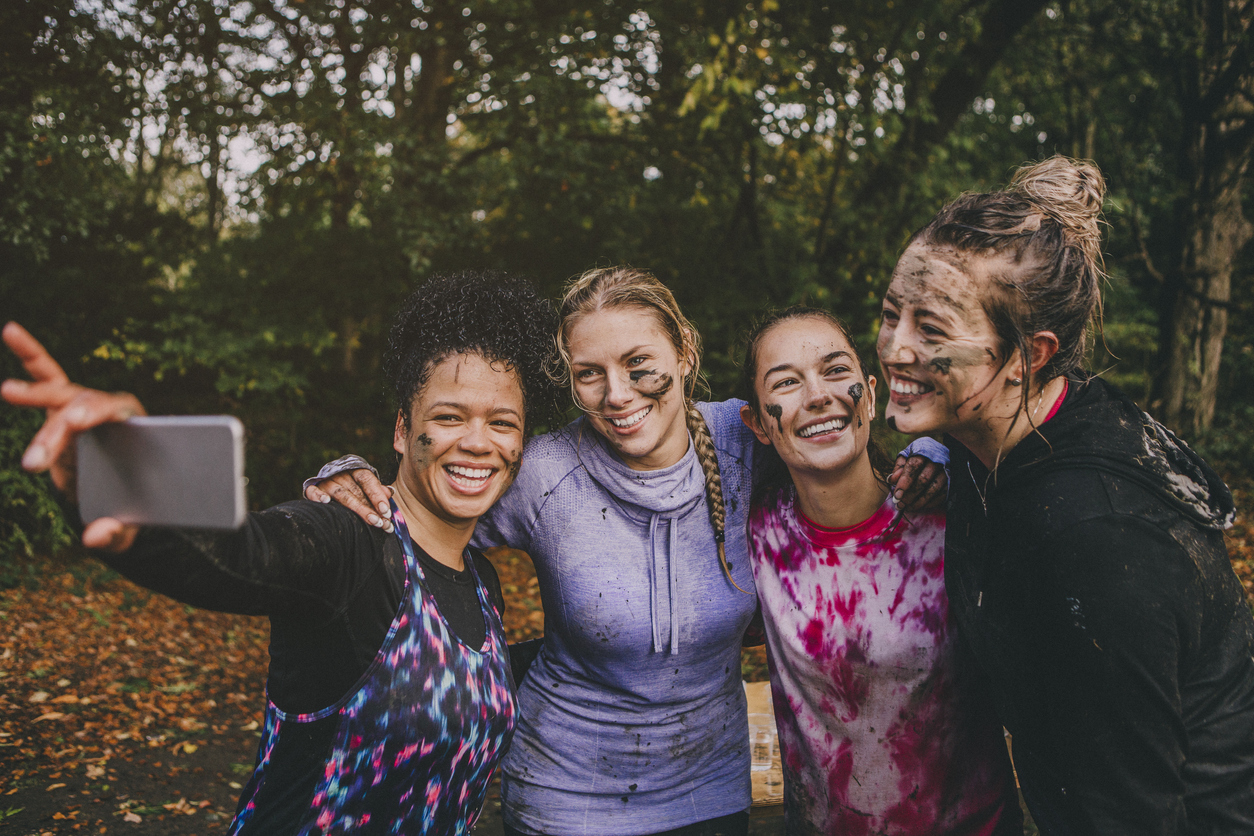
[865,374,877,420]
[393,409,408,456]
[679,328,697,378]
[1028,331,1060,376]
[740,403,773,446]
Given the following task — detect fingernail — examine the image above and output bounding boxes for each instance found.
[378,502,391,518]
[22,444,47,469]
[319,494,331,504]
[367,514,381,527]
[66,405,87,424]
[382,521,394,534]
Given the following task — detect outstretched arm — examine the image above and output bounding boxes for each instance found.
[1,322,144,552]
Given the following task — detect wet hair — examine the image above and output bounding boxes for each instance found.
[738,306,892,504]
[556,266,740,587]
[384,270,564,437]
[909,155,1106,402]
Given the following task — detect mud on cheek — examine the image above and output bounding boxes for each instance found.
[765,403,784,434]
[629,369,674,399]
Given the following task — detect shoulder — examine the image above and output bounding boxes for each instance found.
[697,399,756,459]
[256,499,381,546]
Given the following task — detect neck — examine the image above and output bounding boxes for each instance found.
[791,454,889,530]
[953,375,1068,469]
[389,479,474,570]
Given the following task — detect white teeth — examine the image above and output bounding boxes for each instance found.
[609,406,651,428]
[890,378,929,395]
[447,465,492,483]
[799,418,848,438]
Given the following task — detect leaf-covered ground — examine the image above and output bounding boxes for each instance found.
[3,502,1251,834]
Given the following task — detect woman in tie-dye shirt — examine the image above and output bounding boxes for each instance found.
[736,307,1021,836]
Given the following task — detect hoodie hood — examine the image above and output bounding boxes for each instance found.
[571,416,707,655]
[999,375,1235,531]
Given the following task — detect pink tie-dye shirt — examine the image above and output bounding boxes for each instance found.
[748,489,1017,836]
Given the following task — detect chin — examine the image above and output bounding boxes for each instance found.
[885,405,941,436]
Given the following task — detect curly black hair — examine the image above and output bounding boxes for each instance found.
[383,271,564,436]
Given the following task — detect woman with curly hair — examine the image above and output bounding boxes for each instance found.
[1,271,566,835]
[308,266,945,836]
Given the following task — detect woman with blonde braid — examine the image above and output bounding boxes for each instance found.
[309,267,943,836]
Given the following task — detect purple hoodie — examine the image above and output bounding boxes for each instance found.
[473,400,759,835]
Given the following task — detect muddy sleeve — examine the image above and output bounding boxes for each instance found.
[1025,514,1199,834]
[98,501,384,621]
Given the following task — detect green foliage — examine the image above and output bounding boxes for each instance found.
[0,408,72,565]
[1,0,1250,557]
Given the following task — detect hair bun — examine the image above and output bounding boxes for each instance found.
[1008,155,1105,267]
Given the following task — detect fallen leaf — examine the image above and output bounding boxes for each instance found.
[34,712,66,722]
[51,694,81,704]
[29,691,51,703]
[86,764,106,779]
[123,811,142,823]
[46,783,66,791]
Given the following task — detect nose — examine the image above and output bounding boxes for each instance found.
[604,370,634,410]
[803,379,833,410]
[877,323,916,367]
[458,420,493,454]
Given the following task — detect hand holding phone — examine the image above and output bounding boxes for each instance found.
[2,322,245,549]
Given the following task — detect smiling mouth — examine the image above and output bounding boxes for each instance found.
[798,418,848,438]
[608,405,651,429]
[890,377,934,396]
[446,464,494,489]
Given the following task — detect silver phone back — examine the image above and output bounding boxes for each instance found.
[77,416,247,529]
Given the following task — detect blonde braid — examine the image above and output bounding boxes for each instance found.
[686,402,749,594]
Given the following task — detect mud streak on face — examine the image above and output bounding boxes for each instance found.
[848,383,864,407]
[927,357,953,374]
[765,403,783,434]
[631,370,674,399]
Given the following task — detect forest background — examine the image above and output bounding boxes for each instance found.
[1,0,1252,562]
[0,0,1252,829]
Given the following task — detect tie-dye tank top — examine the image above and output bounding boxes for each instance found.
[229,501,517,835]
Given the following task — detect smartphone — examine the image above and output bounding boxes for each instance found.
[76,416,247,530]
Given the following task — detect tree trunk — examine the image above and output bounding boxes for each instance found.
[1154,0,1253,433]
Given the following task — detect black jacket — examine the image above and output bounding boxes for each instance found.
[945,375,1254,836]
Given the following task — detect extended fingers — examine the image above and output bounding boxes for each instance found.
[23,388,145,473]
[3,322,70,387]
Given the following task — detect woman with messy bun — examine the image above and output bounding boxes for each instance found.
[3,271,565,834]
[877,156,1254,834]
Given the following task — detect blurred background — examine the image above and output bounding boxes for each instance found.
[2,0,1251,559]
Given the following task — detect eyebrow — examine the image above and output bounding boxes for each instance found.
[428,401,522,419]
[763,351,852,379]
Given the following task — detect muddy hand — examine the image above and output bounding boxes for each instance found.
[890,454,948,512]
[306,469,394,533]
[1,322,143,551]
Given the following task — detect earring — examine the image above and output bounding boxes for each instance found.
[1009,378,1022,386]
